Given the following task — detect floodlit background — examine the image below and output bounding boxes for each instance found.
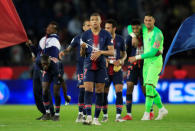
[0,0,195,104]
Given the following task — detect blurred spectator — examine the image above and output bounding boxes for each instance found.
[173,65,188,79]
[0,0,194,66]
[9,45,24,65]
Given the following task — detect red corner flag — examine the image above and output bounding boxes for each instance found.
[0,0,28,49]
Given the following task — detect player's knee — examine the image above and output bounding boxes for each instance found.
[84,82,93,92]
[126,82,134,94]
[145,84,154,96]
[115,84,123,92]
[95,87,104,93]
[104,87,109,93]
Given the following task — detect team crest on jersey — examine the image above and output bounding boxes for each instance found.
[153,42,160,48]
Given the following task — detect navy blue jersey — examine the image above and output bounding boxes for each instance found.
[110,34,125,60]
[125,35,144,57]
[69,33,84,73]
[125,35,136,57]
[107,34,125,75]
[81,29,113,70]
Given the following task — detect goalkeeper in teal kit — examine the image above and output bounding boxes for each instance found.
[129,13,168,120]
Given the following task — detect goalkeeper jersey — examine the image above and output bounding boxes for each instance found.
[142,25,164,65]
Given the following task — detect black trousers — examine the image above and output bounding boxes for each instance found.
[33,66,54,115]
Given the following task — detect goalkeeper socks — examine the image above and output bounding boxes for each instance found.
[94,93,103,118]
[153,89,163,109]
[78,88,85,113]
[145,84,154,113]
[102,93,108,115]
[126,94,132,113]
[84,91,93,115]
[116,92,123,114]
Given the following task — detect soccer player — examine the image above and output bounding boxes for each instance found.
[129,13,168,120]
[59,19,91,122]
[80,13,114,125]
[123,19,154,120]
[102,19,127,122]
[26,21,61,120]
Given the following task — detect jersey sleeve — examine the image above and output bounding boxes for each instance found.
[106,32,113,46]
[81,32,87,43]
[120,37,126,51]
[140,31,163,59]
[153,32,162,49]
[69,36,78,48]
[125,35,132,50]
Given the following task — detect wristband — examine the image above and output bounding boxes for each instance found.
[135,55,141,60]
[130,33,136,38]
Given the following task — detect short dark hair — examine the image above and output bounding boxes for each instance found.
[131,19,141,26]
[90,12,101,17]
[40,54,49,62]
[49,21,59,32]
[105,19,117,28]
[145,12,154,18]
[83,18,90,26]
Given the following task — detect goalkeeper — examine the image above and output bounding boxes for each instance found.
[129,13,168,120]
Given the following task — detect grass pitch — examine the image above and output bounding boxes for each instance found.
[0,104,195,131]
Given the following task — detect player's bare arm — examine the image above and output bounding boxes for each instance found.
[59,46,72,60]
[80,42,87,57]
[113,51,127,66]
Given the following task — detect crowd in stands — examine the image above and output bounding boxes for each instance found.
[0,0,195,66]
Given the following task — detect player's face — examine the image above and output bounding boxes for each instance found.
[132,25,141,36]
[105,23,113,34]
[90,16,101,28]
[46,24,56,35]
[144,16,155,29]
[83,21,91,31]
[41,59,50,71]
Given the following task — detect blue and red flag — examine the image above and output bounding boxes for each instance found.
[0,0,28,49]
[161,14,195,75]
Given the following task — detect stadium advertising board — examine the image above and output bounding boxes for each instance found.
[0,80,195,104]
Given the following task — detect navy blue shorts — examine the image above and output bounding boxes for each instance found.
[126,62,143,85]
[77,72,84,87]
[76,64,84,87]
[105,70,123,87]
[83,68,107,83]
[42,72,61,85]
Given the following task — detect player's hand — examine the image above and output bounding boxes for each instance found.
[106,59,109,68]
[59,51,65,60]
[128,57,136,63]
[65,95,71,103]
[90,51,102,61]
[81,43,87,49]
[26,40,33,46]
[132,37,139,47]
[113,59,124,66]
[113,60,120,66]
